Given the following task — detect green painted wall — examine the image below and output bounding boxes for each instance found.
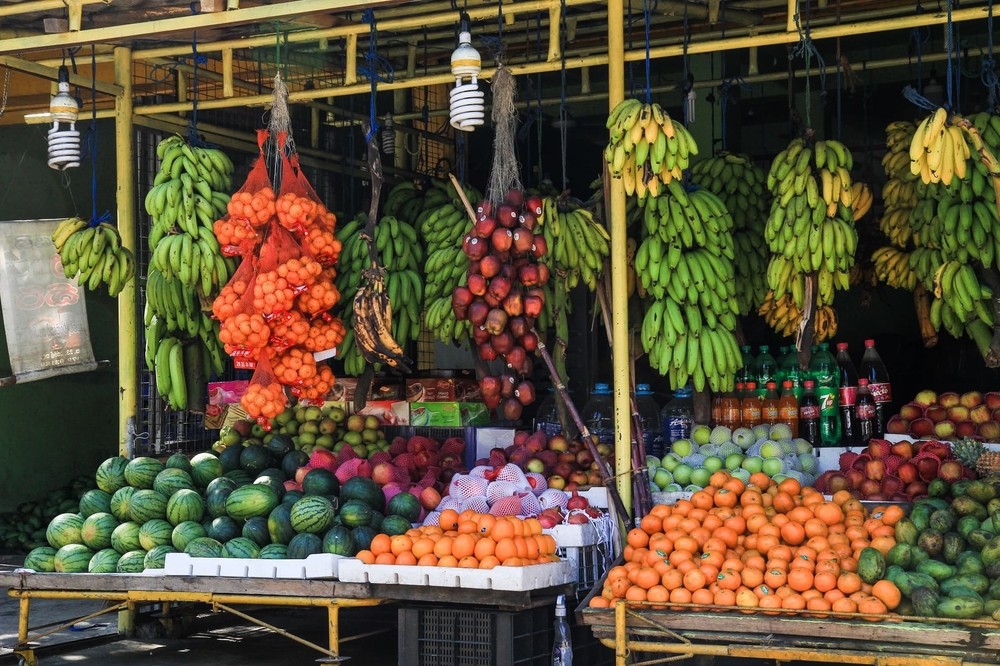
[0,121,120,512]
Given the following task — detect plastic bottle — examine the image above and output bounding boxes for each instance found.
[855,378,877,444]
[711,391,723,427]
[809,342,841,446]
[534,387,563,438]
[635,384,664,458]
[720,385,742,430]
[740,381,762,428]
[761,381,780,425]
[835,342,860,447]
[551,594,573,666]
[736,345,754,385]
[661,387,694,444]
[799,380,821,447]
[778,380,799,437]
[775,346,790,384]
[780,348,804,402]
[754,346,778,398]
[858,339,892,438]
[582,383,615,448]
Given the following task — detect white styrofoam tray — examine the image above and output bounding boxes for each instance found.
[162,553,343,579]
[336,559,573,591]
[565,486,608,508]
[544,523,600,548]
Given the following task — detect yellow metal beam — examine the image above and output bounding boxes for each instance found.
[0,55,121,96]
[0,0,107,19]
[114,46,136,458]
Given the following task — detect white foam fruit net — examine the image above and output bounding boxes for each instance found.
[486,480,518,505]
[460,496,491,514]
[489,495,523,516]
[538,489,569,510]
[423,511,441,526]
[496,463,530,492]
[449,474,489,501]
[436,496,461,513]
[524,472,547,494]
[468,465,493,479]
[519,492,542,517]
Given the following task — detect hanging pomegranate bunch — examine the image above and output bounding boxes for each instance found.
[452,190,550,421]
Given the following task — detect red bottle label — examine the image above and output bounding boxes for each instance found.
[856,403,876,419]
[868,383,892,403]
[838,386,857,407]
[799,405,820,419]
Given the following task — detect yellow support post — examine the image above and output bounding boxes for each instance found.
[607,0,631,517]
[114,46,137,458]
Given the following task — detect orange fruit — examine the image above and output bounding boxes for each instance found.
[390,535,413,556]
[872,580,902,610]
[439,509,460,531]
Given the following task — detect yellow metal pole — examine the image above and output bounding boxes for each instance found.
[18,596,30,644]
[328,604,340,657]
[114,46,137,458]
[607,0,631,517]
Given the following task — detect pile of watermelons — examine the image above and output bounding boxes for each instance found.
[22,441,422,574]
[0,476,95,551]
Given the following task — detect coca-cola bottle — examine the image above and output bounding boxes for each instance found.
[858,339,892,437]
[835,342,860,446]
[855,379,878,443]
[799,380,821,447]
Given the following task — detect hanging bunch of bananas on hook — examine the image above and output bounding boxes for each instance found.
[909,107,970,185]
[352,263,413,373]
[52,217,135,296]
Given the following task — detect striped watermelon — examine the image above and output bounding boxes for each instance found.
[128,490,168,523]
[171,521,207,551]
[267,504,296,545]
[339,500,373,528]
[54,544,95,572]
[23,546,58,572]
[166,489,205,525]
[116,550,147,573]
[184,537,224,558]
[190,452,223,488]
[242,517,271,547]
[143,544,177,569]
[46,513,84,549]
[282,489,304,505]
[124,457,165,489]
[111,522,142,554]
[286,532,322,559]
[206,486,235,519]
[138,519,174,550]
[78,489,113,518]
[252,474,285,499]
[110,486,137,521]
[165,452,192,472]
[258,543,288,559]
[289,496,335,534]
[81,513,119,550]
[226,485,279,521]
[351,526,377,552]
[224,470,253,487]
[95,457,129,494]
[322,526,355,556]
[153,468,196,497]
[207,516,241,543]
[222,537,261,559]
[88,548,121,573]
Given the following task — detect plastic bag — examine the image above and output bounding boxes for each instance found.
[214,130,276,255]
[240,351,287,427]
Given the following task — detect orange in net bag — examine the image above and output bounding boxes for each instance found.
[302,226,342,267]
[250,225,313,317]
[275,150,322,233]
[296,271,340,316]
[214,130,279,255]
[302,314,346,353]
[297,363,335,404]
[268,310,311,351]
[241,351,287,427]
[213,254,269,368]
[272,347,318,388]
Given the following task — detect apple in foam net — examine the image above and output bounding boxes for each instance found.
[947,405,970,422]
[979,421,1000,440]
[934,421,957,439]
[986,392,1000,409]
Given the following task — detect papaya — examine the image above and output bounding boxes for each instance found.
[897,572,940,595]
[951,480,973,499]
[942,532,965,564]
[965,480,996,504]
[987,498,1000,516]
[943,585,983,601]
[915,559,955,582]
[920,497,951,512]
[858,547,886,584]
[911,586,940,617]
[929,509,957,533]
[886,543,914,570]
[955,551,985,576]
[967,529,993,551]
[952,496,988,520]
[936,596,985,619]
[908,506,931,533]
[941,574,990,596]
[957,515,982,538]
[981,535,1000,566]
[917,529,944,558]
[910,547,930,568]
[894,518,920,546]
[927,478,951,498]
[984,599,1000,616]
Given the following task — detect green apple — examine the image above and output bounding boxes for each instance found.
[664,483,683,493]
[691,425,712,446]
[315,434,335,449]
[725,453,745,471]
[702,456,724,473]
[646,455,661,470]
[689,467,712,488]
[762,457,785,477]
[653,468,673,490]
[329,406,347,423]
[760,441,783,459]
[671,439,693,457]
[304,406,323,422]
[673,463,693,486]
[275,408,295,426]
[221,428,242,447]
[741,456,764,474]
[352,444,367,458]
[342,431,363,446]
[660,453,681,472]
[297,432,316,447]
[251,424,267,439]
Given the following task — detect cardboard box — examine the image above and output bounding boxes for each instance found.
[406,378,457,402]
[204,380,249,429]
[410,402,491,427]
[356,400,409,426]
[372,378,404,400]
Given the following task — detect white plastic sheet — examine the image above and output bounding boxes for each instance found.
[0,219,97,382]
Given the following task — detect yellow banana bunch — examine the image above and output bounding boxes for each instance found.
[537,196,610,293]
[605,99,698,201]
[878,121,919,249]
[909,107,970,185]
[52,217,135,297]
[758,291,839,342]
[851,182,873,222]
[871,246,918,291]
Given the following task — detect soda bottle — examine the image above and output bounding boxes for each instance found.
[661,387,694,444]
[855,378,878,444]
[775,346,790,384]
[799,380,821,447]
[635,384,664,458]
[711,391,723,427]
[761,381,780,425]
[741,381,762,428]
[859,339,892,437]
[778,380,799,437]
[835,342,860,446]
[736,345,754,385]
[809,342,841,446]
[780,347,804,402]
[755,346,778,398]
[551,594,574,666]
[720,385,742,429]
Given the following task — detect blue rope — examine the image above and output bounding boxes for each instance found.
[944,0,956,110]
[83,46,110,227]
[954,20,962,113]
[682,0,692,125]
[984,0,1000,109]
[359,9,394,142]
[642,0,652,105]
[902,84,939,112]
[790,0,826,129]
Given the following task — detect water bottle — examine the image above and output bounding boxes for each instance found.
[534,387,564,438]
[859,339,892,437]
[754,346,778,398]
[809,343,841,446]
[835,342,860,446]
[780,347,804,402]
[661,387,694,444]
[635,384,664,458]
[855,378,878,444]
[551,594,574,666]
[775,346,790,384]
[736,345,754,385]
[582,383,615,448]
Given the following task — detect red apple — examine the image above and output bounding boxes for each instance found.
[491,330,515,355]
[480,376,501,397]
[934,420,957,440]
[925,406,949,423]
[472,325,490,345]
[496,203,519,228]
[881,475,904,495]
[525,196,544,217]
[467,273,487,296]
[860,478,882,497]
[905,480,928,498]
[938,392,961,408]
[485,308,508,335]
[463,235,488,260]
[518,210,537,230]
[970,404,992,424]
[518,263,540,287]
[514,381,536,406]
[955,420,979,438]
[978,421,1000,441]
[961,391,984,408]
[511,226,535,255]
[845,468,866,489]
[488,275,512,302]
[520,331,539,352]
[896,461,918,484]
[468,300,490,327]
[531,236,548,259]
[866,440,888,459]
[919,440,952,459]
[480,254,501,278]
[916,457,940,482]
[491,227,513,252]
[938,460,964,482]
[899,402,925,420]
[473,215,497,239]
[500,374,517,398]
[986,392,1000,409]
[484,392,502,409]
[885,416,910,435]
[866,458,886,481]
[476,200,493,217]
[502,291,524,317]
[909,417,935,437]
[501,397,524,421]
[947,405,970,422]
[478,343,498,361]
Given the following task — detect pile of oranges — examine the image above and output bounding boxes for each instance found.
[590,471,903,621]
[356,510,559,569]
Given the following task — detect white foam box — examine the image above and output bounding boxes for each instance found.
[474,428,517,459]
[163,553,343,579]
[565,486,609,509]
[336,559,573,591]
[544,523,600,548]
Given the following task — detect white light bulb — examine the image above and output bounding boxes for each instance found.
[685,89,697,126]
[449,20,484,132]
[48,81,80,171]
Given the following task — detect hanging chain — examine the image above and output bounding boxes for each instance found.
[0,59,12,118]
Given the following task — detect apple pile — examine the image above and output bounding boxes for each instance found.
[646,424,820,494]
[813,438,974,502]
[473,430,613,492]
[886,390,1000,442]
[452,191,549,421]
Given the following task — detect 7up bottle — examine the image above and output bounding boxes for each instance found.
[808,343,841,446]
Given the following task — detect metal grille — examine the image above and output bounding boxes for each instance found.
[410,85,455,178]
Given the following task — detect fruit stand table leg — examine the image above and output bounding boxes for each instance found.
[15,596,37,666]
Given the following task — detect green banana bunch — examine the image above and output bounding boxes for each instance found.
[690,152,770,315]
[537,196,611,293]
[52,217,136,297]
[144,134,234,410]
[636,177,741,392]
[605,99,698,201]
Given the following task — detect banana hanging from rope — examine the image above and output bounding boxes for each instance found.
[52,217,136,297]
[353,267,413,373]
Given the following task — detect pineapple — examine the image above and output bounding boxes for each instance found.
[976,450,1000,478]
[954,438,985,469]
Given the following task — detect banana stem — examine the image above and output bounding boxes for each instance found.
[796,273,818,369]
[973,265,1000,368]
[913,284,939,349]
[360,120,383,271]
[183,340,206,413]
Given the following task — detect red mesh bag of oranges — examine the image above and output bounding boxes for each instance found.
[272,347,318,392]
[213,130,277,255]
[213,255,269,369]
[268,310,312,352]
[302,313,346,355]
[240,351,287,428]
[297,363,335,405]
[251,224,322,318]
[296,267,341,317]
[278,153,342,266]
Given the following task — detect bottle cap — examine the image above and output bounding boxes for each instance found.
[865,339,876,347]
[746,382,757,389]
[636,383,653,395]
[741,345,751,352]
[836,342,848,351]
[819,342,829,349]
[859,378,869,386]
[804,380,815,388]
[593,382,611,394]
[767,381,777,389]
[782,380,793,388]
[759,345,769,352]
[674,386,693,398]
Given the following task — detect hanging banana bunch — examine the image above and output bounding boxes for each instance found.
[537,196,611,293]
[908,107,970,186]
[872,121,921,292]
[51,217,135,296]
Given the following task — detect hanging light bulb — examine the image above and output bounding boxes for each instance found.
[382,114,395,155]
[449,12,484,132]
[47,66,80,171]
[685,89,697,125]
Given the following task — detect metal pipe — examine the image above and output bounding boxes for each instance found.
[0,0,106,18]
[114,46,137,458]
[608,0,632,518]
[345,33,358,86]
[0,55,121,96]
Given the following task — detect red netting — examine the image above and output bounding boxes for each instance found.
[215,130,276,255]
[252,224,321,317]
[538,489,568,510]
[368,451,391,466]
[393,452,416,474]
[337,442,360,464]
[268,310,311,351]
[460,496,491,514]
[275,151,321,234]
[302,227,342,267]
[883,454,905,476]
[240,353,286,427]
[392,465,412,485]
[489,495,523,517]
[441,437,466,456]
[296,363,335,404]
[382,483,406,505]
[212,253,255,320]
[295,271,340,317]
[271,347,318,389]
[389,438,408,457]
[524,472,548,494]
[215,255,267,369]
[308,449,339,473]
[838,451,860,470]
[335,459,367,484]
